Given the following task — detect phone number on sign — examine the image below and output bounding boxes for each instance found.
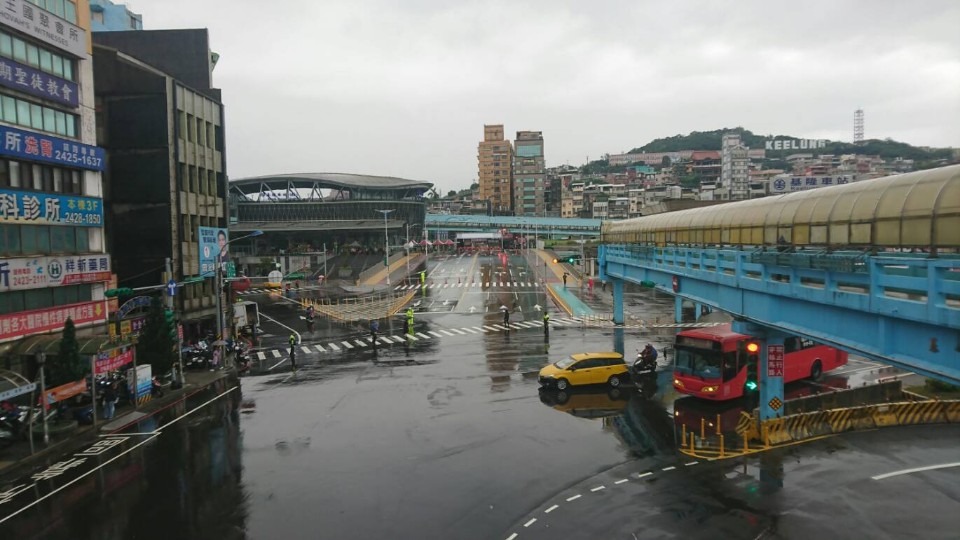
[63,212,101,225]
[53,150,103,168]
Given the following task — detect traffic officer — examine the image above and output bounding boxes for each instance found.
[405,307,415,335]
[543,311,550,333]
[419,270,426,284]
[288,333,298,370]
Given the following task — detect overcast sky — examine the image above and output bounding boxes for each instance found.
[134,0,960,193]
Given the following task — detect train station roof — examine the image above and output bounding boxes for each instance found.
[230,173,433,195]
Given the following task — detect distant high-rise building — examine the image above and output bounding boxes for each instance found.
[90,0,143,32]
[854,109,864,145]
[720,133,750,200]
[477,125,513,214]
[512,131,545,216]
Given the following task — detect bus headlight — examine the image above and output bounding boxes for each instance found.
[673,379,684,388]
[701,386,718,393]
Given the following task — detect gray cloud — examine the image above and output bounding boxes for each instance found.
[134,0,960,193]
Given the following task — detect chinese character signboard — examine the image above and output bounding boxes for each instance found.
[198,226,228,276]
[0,125,105,171]
[94,347,134,375]
[0,188,103,226]
[0,254,111,292]
[0,0,88,58]
[767,344,784,377]
[0,299,107,343]
[769,175,854,194]
[0,58,78,108]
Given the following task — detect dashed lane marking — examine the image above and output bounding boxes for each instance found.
[637,472,653,478]
[544,504,558,513]
[524,518,537,527]
[506,534,518,540]
[661,466,676,472]
[566,494,582,502]
[590,485,605,492]
[614,479,629,484]
[685,461,699,467]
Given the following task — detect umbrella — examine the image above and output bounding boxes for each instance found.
[443,239,455,246]
[348,240,362,248]
[418,239,431,246]
[433,239,444,246]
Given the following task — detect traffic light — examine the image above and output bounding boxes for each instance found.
[639,280,656,288]
[740,340,759,392]
[105,288,134,297]
[552,258,559,264]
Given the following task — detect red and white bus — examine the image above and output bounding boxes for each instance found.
[672,323,848,401]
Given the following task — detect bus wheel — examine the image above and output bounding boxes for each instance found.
[810,360,822,380]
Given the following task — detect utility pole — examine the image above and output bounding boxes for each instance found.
[165,257,184,386]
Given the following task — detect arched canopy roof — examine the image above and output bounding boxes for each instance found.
[230,172,433,200]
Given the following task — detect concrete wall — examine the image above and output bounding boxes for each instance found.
[783,380,903,416]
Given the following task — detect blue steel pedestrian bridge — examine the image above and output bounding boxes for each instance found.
[599,165,960,385]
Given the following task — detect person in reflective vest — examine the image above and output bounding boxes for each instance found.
[543,311,550,332]
[289,333,298,370]
[406,307,415,334]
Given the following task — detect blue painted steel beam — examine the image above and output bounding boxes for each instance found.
[600,245,960,384]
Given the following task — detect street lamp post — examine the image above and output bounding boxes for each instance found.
[405,223,421,274]
[216,229,263,370]
[376,209,395,285]
[35,350,48,445]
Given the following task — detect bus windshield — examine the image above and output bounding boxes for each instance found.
[674,347,723,380]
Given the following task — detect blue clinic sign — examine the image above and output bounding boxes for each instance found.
[198,226,228,276]
[0,58,79,108]
[0,188,103,226]
[0,125,105,171]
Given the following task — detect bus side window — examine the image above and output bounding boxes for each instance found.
[784,337,798,354]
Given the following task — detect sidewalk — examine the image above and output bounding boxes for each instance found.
[0,368,233,477]
[530,249,613,317]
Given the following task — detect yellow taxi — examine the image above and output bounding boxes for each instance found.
[538,352,630,390]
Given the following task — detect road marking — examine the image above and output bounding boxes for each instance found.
[416,332,431,339]
[314,344,326,352]
[428,331,444,338]
[505,534,518,540]
[566,494,581,502]
[257,352,266,360]
[300,346,311,354]
[590,485,605,492]
[493,325,509,331]
[637,472,653,478]
[471,326,485,333]
[389,336,407,343]
[524,518,537,527]
[268,358,288,370]
[462,327,479,334]
[354,340,368,347]
[662,466,676,471]
[685,461,699,466]
[328,343,340,351]
[614,479,629,484]
[271,349,282,358]
[341,341,354,349]
[405,334,418,341]
[545,504,559,513]
[379,337,393,345]
[482,326,499,332]
[449,328,468,335]
[439,330,455,337]
[872,462,960,480]
[260,312,301,346]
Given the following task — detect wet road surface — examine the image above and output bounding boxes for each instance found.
[0,254,950,539]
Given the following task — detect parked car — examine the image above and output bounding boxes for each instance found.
[538,352,630,390]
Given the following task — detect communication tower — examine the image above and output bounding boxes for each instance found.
[854,109,864,145]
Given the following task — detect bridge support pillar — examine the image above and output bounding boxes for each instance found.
[674,295,683,323]
[612,279,625,325]
[695,303,703,320]
[733,321,789,423]
[613,326,625,357]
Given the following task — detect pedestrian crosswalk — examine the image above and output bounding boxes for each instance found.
[392,281,542,291]
[251,319,723,365]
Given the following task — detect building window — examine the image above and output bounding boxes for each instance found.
[0,31,77,81]
[0,224,90,256]
[26,0,79,24]
[0,158,82,194]
[0,93,78,137]
[0,284,91,316]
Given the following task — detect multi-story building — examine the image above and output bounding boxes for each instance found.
[93,29,226,336]
[688,151,721,185]
[512,130,544,217]
[0,0,111,370]
[89,0,141,31]
[607,150,694,167]
[720,132,750,200]
[560,193,575,218]
[477,124,512,214]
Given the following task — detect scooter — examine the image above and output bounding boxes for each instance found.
[633,348,658,374]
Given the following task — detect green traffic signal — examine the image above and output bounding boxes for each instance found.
[567,257,575,263]
[104,288,134,297]
[745,380,758,391]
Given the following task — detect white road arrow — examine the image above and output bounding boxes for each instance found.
[469,306,477,313]
[534,304,542,311]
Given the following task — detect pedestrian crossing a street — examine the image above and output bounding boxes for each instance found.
[250,317,722,369]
